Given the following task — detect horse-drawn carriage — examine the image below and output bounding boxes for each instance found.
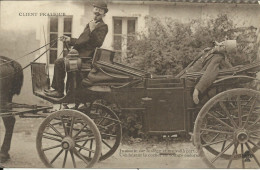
[1,45,260,168]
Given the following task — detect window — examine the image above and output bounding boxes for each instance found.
[113,17,137,60]
[49,16,72,64]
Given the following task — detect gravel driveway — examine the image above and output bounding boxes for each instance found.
[0,116,208,168]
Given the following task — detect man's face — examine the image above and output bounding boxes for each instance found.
[93,7,105,16]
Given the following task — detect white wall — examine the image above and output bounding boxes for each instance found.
[0,1,87,104]
[0,1,86,61]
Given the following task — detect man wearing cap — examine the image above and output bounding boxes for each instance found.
[45,1,109,98]
[176,40,236,104]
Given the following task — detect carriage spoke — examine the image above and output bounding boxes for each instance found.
[207,112,234,131]
[42,144,61,151]
[227,143,238,168]
[202,137,232,147]
[42,135,62,142]
[102,139,112,149]
[105,122,118,129]
[211,141,234,163]
[51,121,63,126]
[43,131,62,138]
[60,116,68,136]
[219,102,238,129]
[97,116,121,123]
[73,148,89,165]
[241,144,245,169]
[75,133,94,140]
[62,150,68,168]
[76,144,95,153]
[78,140,88,152]
[50,149,63,164]
[101,133,117,138]
[215,110,225,117]
[247,116,260,130]
[69,117,75,136]
[70,150,76,168]
[73,123,88,139]
[241,143,245,169]
[89,139,93,158]
[245,96,253,106]
[221,134,228,152]
[249,135,260,140]
[237,96,242,128]
[96,124,107,130]
[48,123,64,138]
[75,137,96,143]
[201,128,233,134]
[97,113,108,125]
[248,140,260,149]
[80,128,94,134]
[210,133,220,143]
[243,96,257,128]
[249,129,260,133]
[245,142,260,167]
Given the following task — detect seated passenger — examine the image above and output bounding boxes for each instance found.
[176,40,237,104]
[45,2,109,98]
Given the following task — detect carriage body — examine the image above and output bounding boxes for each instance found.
[30,48,260,168]
[31,50,195,136]
[31,48,260,136]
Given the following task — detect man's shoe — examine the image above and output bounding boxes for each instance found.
[44,90,64,98]
[0,152,10,163]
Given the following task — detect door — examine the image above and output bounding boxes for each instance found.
[144,87,186,134]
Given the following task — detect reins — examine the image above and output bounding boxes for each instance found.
[0,37,60,67]
[0,37,60,80]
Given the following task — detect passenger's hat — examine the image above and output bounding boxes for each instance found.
[214,40,237,54]
[93,1,108,13]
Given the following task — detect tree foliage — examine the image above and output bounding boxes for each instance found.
[125,14,258,76]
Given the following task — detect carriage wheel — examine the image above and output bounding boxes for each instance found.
[36,109,102,168]
[80,103,122,161]
[194,88,260,168]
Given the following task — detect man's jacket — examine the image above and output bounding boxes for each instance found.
[177,49,231,94]
[69,19,108,58]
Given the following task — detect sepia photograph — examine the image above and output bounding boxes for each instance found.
[0,0,260,169]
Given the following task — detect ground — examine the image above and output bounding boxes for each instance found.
[0,115,207,168]
[2,113,259,169]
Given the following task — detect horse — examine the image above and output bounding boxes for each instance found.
[0,56,23,163]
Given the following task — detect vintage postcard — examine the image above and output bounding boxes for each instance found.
[0,0,260,169]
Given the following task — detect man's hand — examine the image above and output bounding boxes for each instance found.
[60,35,71,42]
[193,88,200,105]
[89,20,98,32]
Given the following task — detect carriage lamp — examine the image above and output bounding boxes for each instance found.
[65,49,82,72]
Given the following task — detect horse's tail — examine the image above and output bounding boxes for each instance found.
[0,56,24,95]
[12,60,24,95]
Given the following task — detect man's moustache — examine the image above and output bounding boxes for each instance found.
[94,12,101,16]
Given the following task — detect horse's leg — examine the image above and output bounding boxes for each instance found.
[0,95,15,162]
[1,116,15,156]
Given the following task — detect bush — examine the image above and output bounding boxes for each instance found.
[126,14,258,76]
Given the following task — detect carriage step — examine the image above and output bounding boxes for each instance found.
[34,91,68,104]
